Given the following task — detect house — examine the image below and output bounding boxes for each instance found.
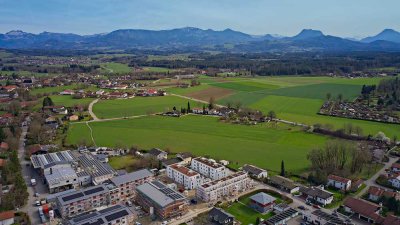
[167,163,203,190]
[327,174,351,191]
[269,175,299,194]
[95,90,105,96]
[392,163,400,173]
[60,90,75,95]
[176,152,193,165]
[299,186,333,206]
[208,207,235,225]
[350,179,364,192]
[303,209,345,225]
[191,157,228,180]
[0,142,9,152]
[264,208,299,225]
[0,159,5,168]
[249,192,276,213]
[147,148,168,160]
[2,85,17,92]
[382,215,400,225]
[43,105,68,115]
[192,108,205,114]
[242,164,268,179]
[389,174,400,189]
[343,197,383,224]
[161,158,182,168]
[69,115,79,121]
[368,186,400,202]
[0,211,15,225]
[136,181,188,220]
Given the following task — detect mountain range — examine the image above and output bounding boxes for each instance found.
[1,27,400,52]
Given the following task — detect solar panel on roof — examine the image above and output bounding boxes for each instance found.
[98,205,121,214]
[62,192,84,202]
[104,210,128,222]
[81,218,104,225]
[83,186,104,195]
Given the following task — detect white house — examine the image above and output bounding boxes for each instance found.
[191,157,228,180]
[147,148,168,160]
[242,164,268,179]
[327,174,351,191]
[167,163,203,190]
[300,186,333,206]
[60,90,75,95]
[391,163,400,173]
[389,174,400,189]
[0,211,14,225]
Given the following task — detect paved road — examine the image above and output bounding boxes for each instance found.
[88,98,99,121]
[356,155,398,197]
[18,118,50,224]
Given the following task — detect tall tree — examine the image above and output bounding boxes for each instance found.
[187,101,191,113]
[326,93,331,101]
[42,96,54,107]
[280,160,285,177]
[267,111,276,120]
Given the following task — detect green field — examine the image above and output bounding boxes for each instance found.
[66,115,328,172]
[172,76,399,137]
[142,66,176,73]
[100,62,132,74]
[30,84,81,95]
[92,96,201,119]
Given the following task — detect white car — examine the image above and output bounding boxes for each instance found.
[35,200,40,206]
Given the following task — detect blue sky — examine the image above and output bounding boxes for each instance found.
[0,0,399,37]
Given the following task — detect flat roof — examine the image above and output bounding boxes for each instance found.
[110,169,153,186]
[44,166,78,186]
[31,150,74,169]
[201,171,246,188]
[136,181,186,208]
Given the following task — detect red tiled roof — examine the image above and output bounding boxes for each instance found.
[0,158,6,167]
[344,197,383,222]
[0,142,9,150]
[0,211,14,221]
[383,214,400,225]
[328,174,351,183]
[392,163,400,169]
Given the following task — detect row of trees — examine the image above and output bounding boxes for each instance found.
[307,140,371,184]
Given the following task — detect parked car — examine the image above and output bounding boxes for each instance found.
[35,200,40,206]
[298,206,306,210]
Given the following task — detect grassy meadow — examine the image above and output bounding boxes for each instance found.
[66,115,328,172]
[93,96,201,119]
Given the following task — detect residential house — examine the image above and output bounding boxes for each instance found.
[60,90,75,95]
[389,174,400,189]
[343,197,383,224]
[269,176,299,194]
[350,179,364,192]
[242,164,268,179]
[327,174,352,191]
[392,163,400,173]
[0,211,14,225]
[249,192,276,213]
[299,186,333,206]
[69,115,79,121]
[176,152,193,165]
[197,171,253,202]
[0,159,6,168]
[167,163,203,190]
[208,207,235,225]
[264,208,299,225]
[147,148,168,160]
[303,209,345,225]
[0,142,9,152]
[191,157,228,180]
[368,186,400,202]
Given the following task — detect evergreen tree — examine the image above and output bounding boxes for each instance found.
[187,101,191,113]
[280,160,285,177]
[42,96,54,107]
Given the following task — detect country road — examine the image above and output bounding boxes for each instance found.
[88,98,99,121]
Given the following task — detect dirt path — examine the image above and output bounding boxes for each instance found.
[88,98,99,121]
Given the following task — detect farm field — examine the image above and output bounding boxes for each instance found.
[66,115,329,172]
[170,76,399,137]
[30,84,89,95]
[92,96,201,119]
[99,62,132,74]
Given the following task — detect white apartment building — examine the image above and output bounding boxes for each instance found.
[190,157,228,180]
[167,163,203,190]
[196,171,253,202]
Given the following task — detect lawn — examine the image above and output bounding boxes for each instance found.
[108,155,137,170]
[92,96,201,119]
[66,115,329,172]
[50,95,94,107]
[30,84,81,95]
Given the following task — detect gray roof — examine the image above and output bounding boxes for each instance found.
[299,186,333,200]
[110,169,153,186]
[148,148,166,156]
[242,164,266,176]
[136,181,186,208]
[250,192,276,205]
[269,175,298,190]
[45,166,78,186]
[209,207,234,223]
[31,150,75,169]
